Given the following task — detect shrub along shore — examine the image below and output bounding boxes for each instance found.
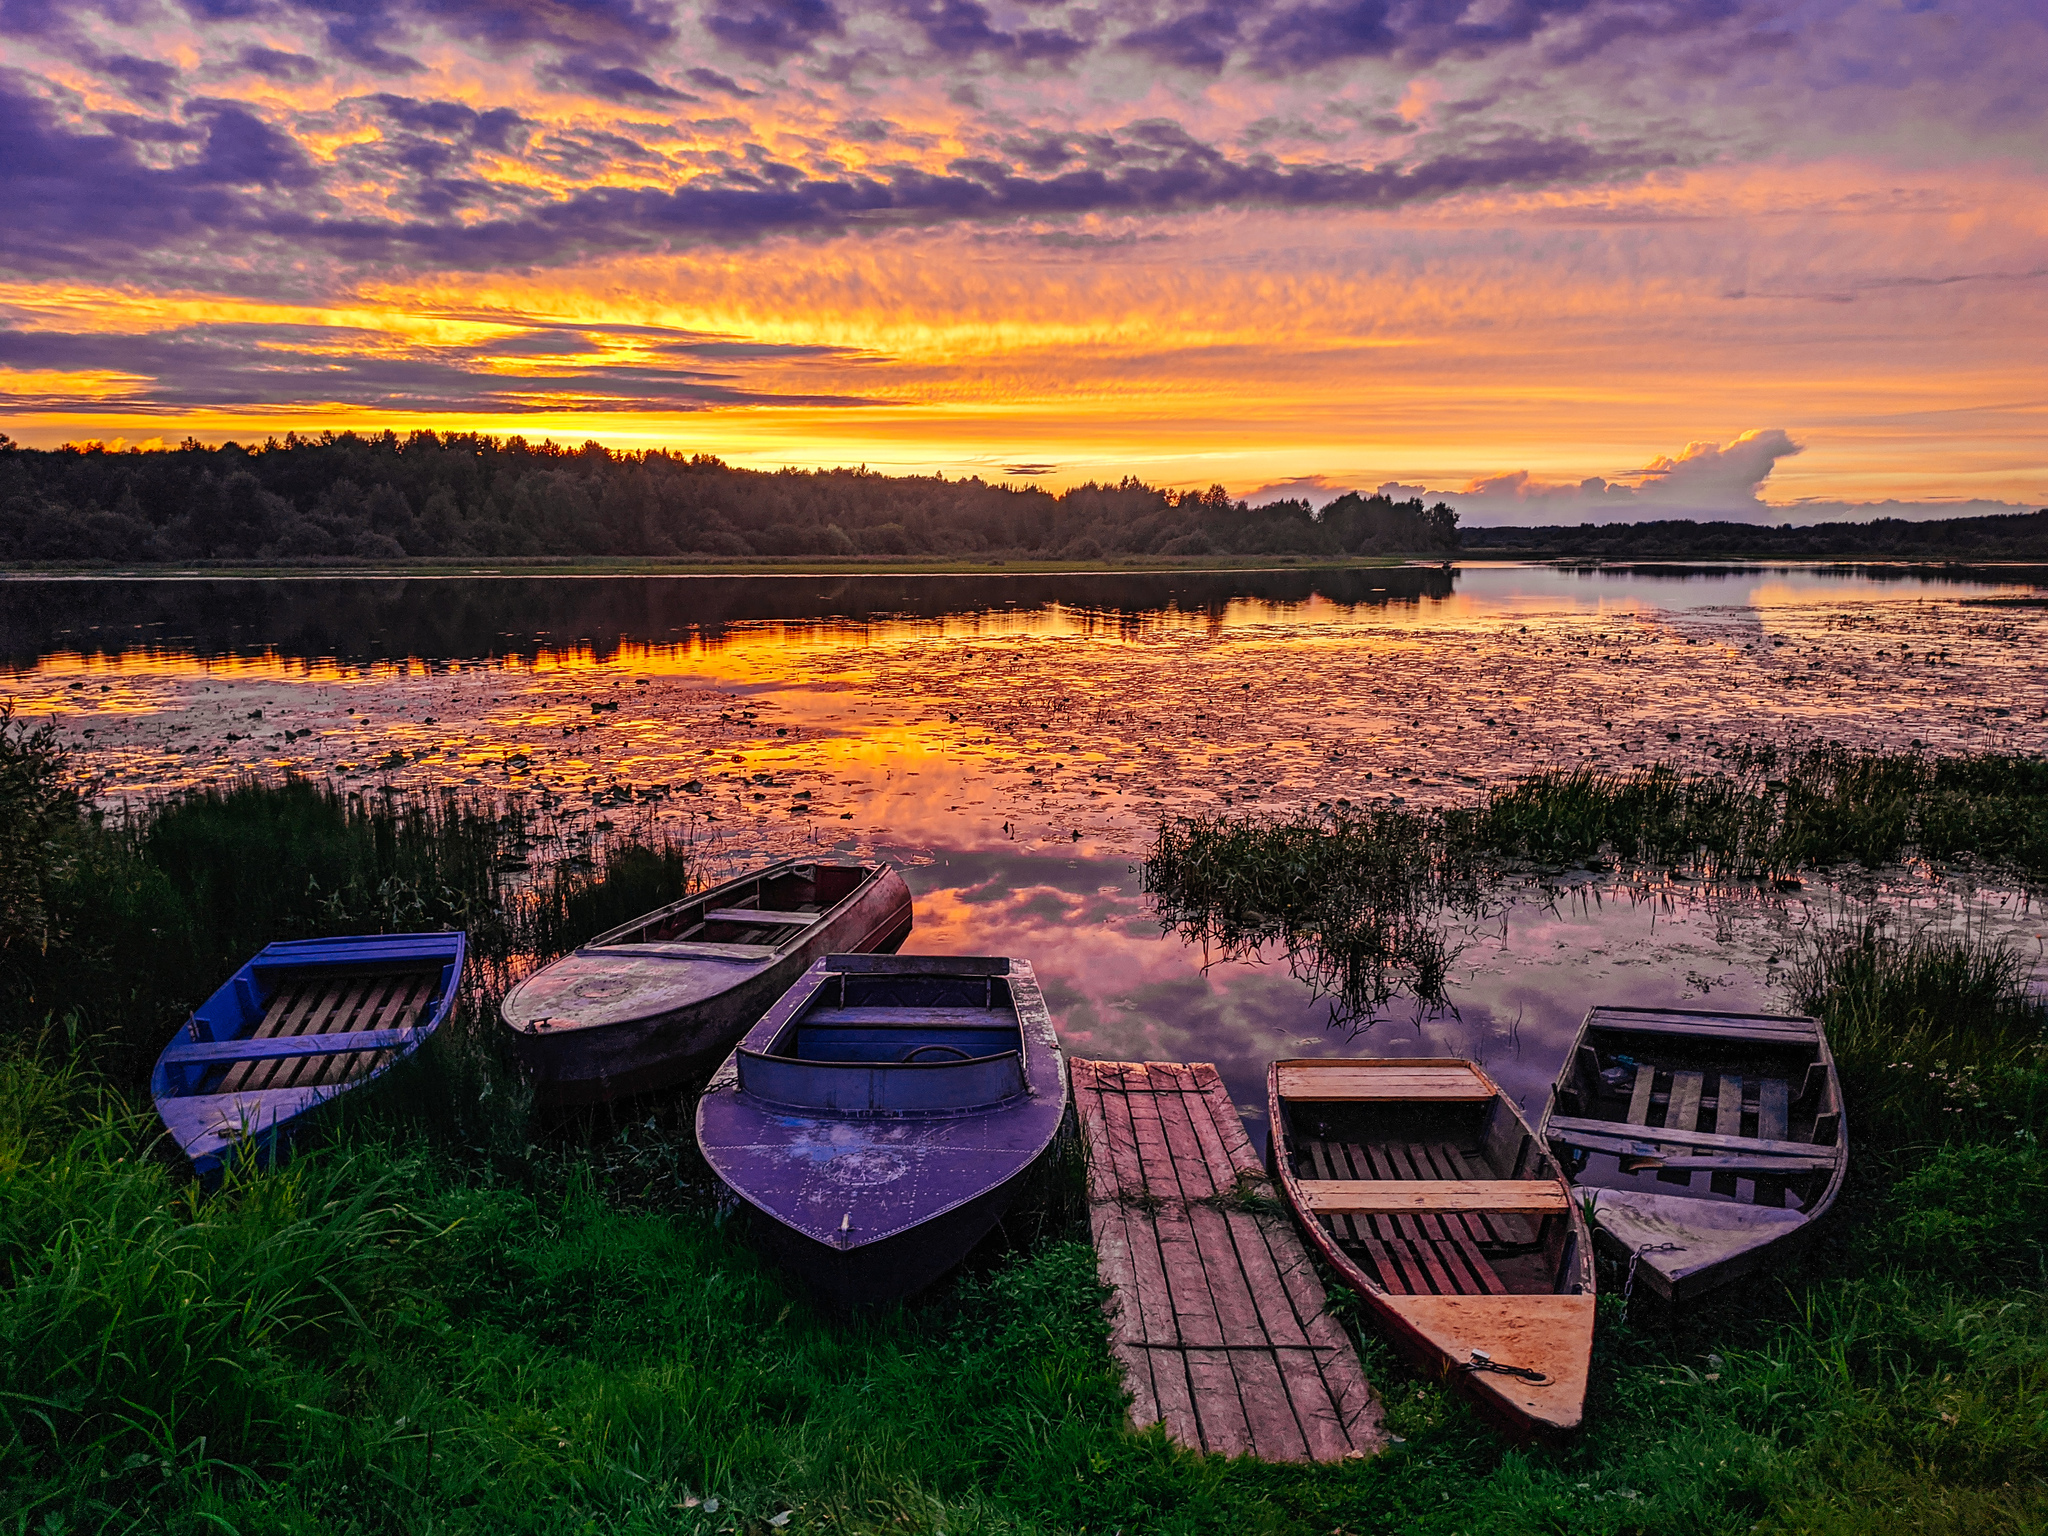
[2,724,2044,1535]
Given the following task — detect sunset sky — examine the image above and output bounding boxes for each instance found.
[2,0,2043,519]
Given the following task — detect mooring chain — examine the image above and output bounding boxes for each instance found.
[1622,1242,1685,1320]
[1459,1349,1549,1384]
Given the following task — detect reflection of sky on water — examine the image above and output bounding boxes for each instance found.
[14,566,2045,1143]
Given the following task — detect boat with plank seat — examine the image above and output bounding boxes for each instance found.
[697,954,1066,1309]
[1538,1006,1846,1303]
[1268,1057,1596,1446]
[501,858,911,1104]
[152,932,466,1181]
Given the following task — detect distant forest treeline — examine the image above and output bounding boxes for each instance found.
[0,431,1459,563]
[1463,510,2048,560]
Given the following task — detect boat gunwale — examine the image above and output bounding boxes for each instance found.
[579,856,890,956]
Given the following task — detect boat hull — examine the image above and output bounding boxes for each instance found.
[150,932,467,1182]
[697,954,1066,1310]
[1538,1006,1847,1306]
[504,862,911,1106]
[737,1161,1036,1310]
[1268,1057,1596,1447]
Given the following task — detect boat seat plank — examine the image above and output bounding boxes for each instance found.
[1625,1064,1657,1126]
[1276,1063,1493,1102]
[800,1006,1016,1029]
[1588,1011,1820,1042]
[166,1027,420,1067]
[703,908,818,927]
[1545,1115,1823,1160]
[1622,1153,1839,1174]
[1294,1180,1569,1215]
[218,977,330,1095]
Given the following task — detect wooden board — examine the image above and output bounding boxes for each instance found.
[1274,1061,1493,1102]
[1544,1114,1827,1160]
[1295,1179,1567,1215]
[1586,1011,1819,1043]
[1071,1059,1387,1462]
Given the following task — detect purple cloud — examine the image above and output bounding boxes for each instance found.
[703,0,843,62]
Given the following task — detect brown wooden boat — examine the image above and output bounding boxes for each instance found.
[1539,1006,1847,1304]
[1268,1058,1596,1446]
[501,858,911,1105]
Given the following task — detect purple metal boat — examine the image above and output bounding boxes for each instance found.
[151,932,467,1181]
[696,953,1067,1309]
[500,859,911,1105]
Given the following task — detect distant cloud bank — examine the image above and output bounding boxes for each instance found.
[1247,430,2045,525]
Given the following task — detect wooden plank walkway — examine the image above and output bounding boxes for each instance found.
[1070,1059,1387,1462]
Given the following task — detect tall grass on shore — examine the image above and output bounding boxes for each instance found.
[5,925,2046,1535]
[1788,917,2048,1151]
[0,711,693,1085]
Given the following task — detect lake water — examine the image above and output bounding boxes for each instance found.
[9,563,2045,1133]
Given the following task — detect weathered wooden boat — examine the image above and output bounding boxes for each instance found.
[696,953,1066,1309]
[500,858,912,1105]
[1539,1005,1846,1304]
[151,932,467,1181]
[1268,1058,1596,1445]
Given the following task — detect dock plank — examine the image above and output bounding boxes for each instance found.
[1072,1058,1386,1462]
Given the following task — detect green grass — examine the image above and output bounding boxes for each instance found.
[4,726,2047,1533]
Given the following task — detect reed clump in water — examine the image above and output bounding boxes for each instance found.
[1476,745,2048,880]
[1145,805,1489,1022]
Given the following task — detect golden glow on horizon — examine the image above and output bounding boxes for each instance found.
[4,159,2044,504]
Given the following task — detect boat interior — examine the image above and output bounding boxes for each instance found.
[176,964,444,1097]
[737,969,1027,1113]
[599,862,872,948]
[1549,1024,1840,1210]
[1278,1093,1579,1298]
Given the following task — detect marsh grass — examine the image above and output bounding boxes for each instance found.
[2,766,692,1086]
[1145,806,1491,1023]
[1475,745,2048,881]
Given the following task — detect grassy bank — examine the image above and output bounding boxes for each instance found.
[4,732,2046,1533]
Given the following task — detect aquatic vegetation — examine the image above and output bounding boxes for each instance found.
[1145,803,1491,1022]
[1476,745,2048,880]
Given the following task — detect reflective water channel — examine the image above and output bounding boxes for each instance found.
[10,563,2045,1133]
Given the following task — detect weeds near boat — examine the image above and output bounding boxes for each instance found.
[1788,917,2047,1148]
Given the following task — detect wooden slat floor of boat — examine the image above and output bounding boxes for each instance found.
[213,969,438,1096]
[1070,1059,1386,1462]
[1302,1140,1529,1298]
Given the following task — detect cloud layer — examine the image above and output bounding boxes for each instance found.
[0,0,2044,507]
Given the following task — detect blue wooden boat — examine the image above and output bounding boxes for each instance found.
[696,954,1066,1309]
[151,932,467,1180]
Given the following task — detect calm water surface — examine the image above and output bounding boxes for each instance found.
[10,564,2045,1130]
